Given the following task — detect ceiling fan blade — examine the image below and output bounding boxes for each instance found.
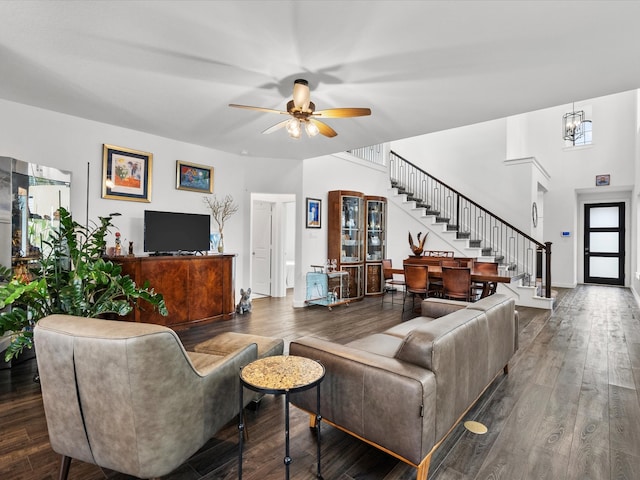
[314,107,372,118]
[229,104,288,115]
[262,119,290,135]
[310,119,337,138]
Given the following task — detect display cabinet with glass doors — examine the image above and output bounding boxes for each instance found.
[327,190,364,299]
[364,196,387,295]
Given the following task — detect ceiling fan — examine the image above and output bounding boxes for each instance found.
[229,79,371,138]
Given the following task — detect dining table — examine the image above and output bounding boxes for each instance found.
[396,258,525,299]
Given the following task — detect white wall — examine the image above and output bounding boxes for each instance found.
[295,153,389,306]
[0,98,270,299]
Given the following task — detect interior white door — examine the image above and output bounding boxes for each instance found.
[251,200,273,296]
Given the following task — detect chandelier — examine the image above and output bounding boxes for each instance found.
[563,103,585,144]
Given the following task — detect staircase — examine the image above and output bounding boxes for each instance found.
[389,150,553,309]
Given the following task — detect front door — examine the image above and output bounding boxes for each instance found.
[584,202,625,285]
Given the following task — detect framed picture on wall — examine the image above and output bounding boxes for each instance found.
[595,174,610,186]
[306,197,321,228]
[102,144,152,202]
[176,160,214,193]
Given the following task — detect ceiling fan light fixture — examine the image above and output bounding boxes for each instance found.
[229,78,370,139]
[293,79,310,110]
[286,118,301,138]
[305,120,319,137]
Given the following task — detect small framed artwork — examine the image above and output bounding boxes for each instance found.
[176,160,214,193]
[306,197,321,229]
[596,174,610,186]
[102,144,152,202]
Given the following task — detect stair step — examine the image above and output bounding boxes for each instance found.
[457,232,471,239]
[416,203,431,209]
[435,217,450,223]
[446,224,458,231]
[469,239,482,248]
[481,247,493,256]
[425,210,440,216]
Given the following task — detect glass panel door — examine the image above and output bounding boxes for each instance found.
[584,202,624,285]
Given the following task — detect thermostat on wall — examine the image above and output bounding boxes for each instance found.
[561,231,571,237]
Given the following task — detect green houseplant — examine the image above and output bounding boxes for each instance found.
[0,207,168,361]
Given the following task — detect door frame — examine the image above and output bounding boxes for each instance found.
[577,191,630,287]
[250,193,296,297]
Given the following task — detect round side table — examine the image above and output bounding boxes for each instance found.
[239,355,325,480]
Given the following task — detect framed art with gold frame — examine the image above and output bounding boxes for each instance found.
[176,160,214,193]
[102,144,152,202]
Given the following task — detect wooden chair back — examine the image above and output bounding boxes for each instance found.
[471,261,499,298]
[442,266,472,301]
[473,261,499,274]
[440,259,460,267]
[382,258,393,280]
[403,264,429,295]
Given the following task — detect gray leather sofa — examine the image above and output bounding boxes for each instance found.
[290,293,518,480]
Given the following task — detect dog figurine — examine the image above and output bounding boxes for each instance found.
[236,288,252,314]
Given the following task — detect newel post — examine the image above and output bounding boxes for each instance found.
[545,241,552,299]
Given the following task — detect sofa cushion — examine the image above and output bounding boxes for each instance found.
[394,308,484,370]
[346,333,404,358]
[465,293,509,312]
[420,297,469,318]
[384,316,435,338]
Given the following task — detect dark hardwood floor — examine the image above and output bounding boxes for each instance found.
[1,285,639,479]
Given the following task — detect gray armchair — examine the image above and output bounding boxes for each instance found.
[34,314,257,480]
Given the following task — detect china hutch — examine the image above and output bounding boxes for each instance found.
[327,190,387,299]
[364,195,387,295]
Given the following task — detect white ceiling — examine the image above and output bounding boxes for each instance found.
[2,1,640,160]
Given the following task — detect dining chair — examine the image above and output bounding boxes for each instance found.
[442,266,472,301]
[381,259,405,306]
[428,259,459,297]
[440,259,460,267]
[402,264,429,314]
[471,261,499,299]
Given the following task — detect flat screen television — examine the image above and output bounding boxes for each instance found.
[144,210,210,254]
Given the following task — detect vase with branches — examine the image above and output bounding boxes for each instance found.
[203,194,238,253]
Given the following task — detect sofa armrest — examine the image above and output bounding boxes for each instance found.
[196,343,258,439]
[421,297,469,318]
[289,336,436,466]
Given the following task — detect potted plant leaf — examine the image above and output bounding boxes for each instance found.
[0,207,168,362]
